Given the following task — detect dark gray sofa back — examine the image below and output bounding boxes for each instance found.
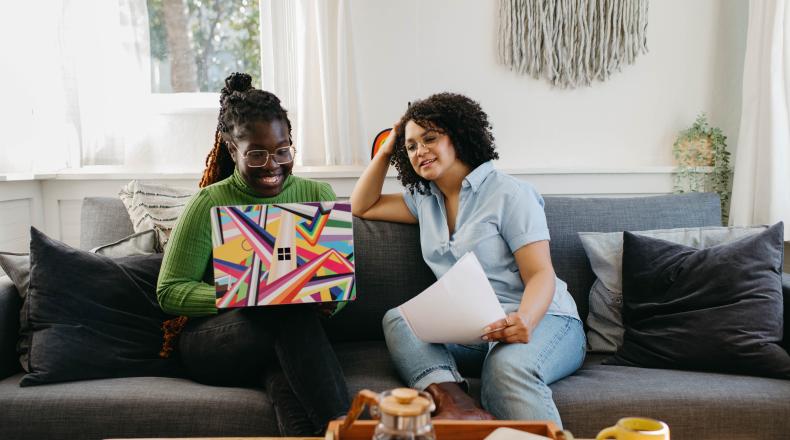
[78,193,722,342]
[329,193,722,341]
[80,198,135,251]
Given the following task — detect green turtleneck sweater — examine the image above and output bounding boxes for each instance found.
[157,169,336,316]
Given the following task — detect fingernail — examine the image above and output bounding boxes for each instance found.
[483,327,491,332]
[482,336,489,341]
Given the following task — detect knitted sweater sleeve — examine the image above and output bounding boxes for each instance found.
[156,189,218,316]
[317,181,336,202]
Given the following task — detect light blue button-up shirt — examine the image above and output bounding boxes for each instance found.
[402,161,580,321]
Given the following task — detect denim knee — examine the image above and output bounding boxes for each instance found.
[480,347,555,421]
[382,308,402,334]
[482,350,543,396]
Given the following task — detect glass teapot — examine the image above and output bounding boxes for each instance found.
[340,388,437,440]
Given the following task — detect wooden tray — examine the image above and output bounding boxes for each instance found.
[325,420,565,440]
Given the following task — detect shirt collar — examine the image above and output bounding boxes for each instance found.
[462,161,495,193]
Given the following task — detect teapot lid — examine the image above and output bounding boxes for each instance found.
[380,388,432,417]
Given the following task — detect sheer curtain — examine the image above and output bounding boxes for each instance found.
[61,0,151,167]
[0,3,72,173]
[262,0,365,166]
[729,0,790,237]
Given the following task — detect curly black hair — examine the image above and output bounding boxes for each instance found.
[200,72,292,187]
[390,92,499,194]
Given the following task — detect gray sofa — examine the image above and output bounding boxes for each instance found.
[1,192,789,440]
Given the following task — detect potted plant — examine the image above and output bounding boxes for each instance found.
[672,114,732,224]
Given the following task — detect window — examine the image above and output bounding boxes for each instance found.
[147,0,261,93]
[0,0,362,174]
[277,247,291,261]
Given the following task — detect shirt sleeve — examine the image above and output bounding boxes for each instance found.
[500,182,551,253]
[156,189,219,317]
[401,189,419,218]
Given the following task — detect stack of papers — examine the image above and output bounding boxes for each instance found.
[398,252,506,345]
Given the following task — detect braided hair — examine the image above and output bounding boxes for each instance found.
[199,72,293,188]
[160,74,293,359]
[390,93,499,195]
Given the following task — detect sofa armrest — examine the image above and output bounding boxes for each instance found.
[0,276,21,379]
[783,273,789,350]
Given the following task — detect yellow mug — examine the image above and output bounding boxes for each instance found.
[596,417,670,440]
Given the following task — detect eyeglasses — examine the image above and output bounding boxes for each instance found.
[404,131,443,156]
[241,146,296,167]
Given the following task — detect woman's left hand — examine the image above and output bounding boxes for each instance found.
[481,312,535,344]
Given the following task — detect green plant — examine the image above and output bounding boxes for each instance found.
[672,114,732,224]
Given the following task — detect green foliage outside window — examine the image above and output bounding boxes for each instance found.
[147,0,261,93]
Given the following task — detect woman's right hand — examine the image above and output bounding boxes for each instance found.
[378,122,400,157]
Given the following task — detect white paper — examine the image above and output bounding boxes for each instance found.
[397,252,506,344]
[484,427,551,440]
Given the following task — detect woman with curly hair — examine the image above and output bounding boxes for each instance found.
[350,93,584,427]
[157,72,349,436]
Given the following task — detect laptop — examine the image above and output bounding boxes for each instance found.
[210,202,355,308]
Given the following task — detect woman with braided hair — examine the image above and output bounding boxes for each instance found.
[156,72,349,436]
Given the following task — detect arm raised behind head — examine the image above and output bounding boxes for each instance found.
[350,123,417,224]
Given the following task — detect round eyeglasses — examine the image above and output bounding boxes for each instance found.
[241,146,296,167]
[404,130,443,156]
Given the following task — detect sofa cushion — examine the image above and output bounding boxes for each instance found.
[578,225,767,353]
[610,224,790,379]
[552,355,790,439]
[542,193,721,321]
[9,230,165,376]
[22,228,180,386]
[335,341,404,395]
[80,197,136,250]
[0,373,279,439]
[0,252,30,297]
[91,228,161,256]
[119,180,194,249]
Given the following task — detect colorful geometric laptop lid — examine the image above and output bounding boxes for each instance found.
[211,202,355,308]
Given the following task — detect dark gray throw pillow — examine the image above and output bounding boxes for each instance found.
[608,222,790,379]
[0,252,30,297]
[0,271,23,378]
[21,228,181,386]
[0,252,31,372]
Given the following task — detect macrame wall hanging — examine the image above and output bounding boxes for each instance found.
[498,0,649,88]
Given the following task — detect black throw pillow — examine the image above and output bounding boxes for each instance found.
[0,252,30,375]
[21,228,181,386]
[608,222,790,379]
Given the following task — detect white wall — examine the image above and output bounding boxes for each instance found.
[349,0,748,168]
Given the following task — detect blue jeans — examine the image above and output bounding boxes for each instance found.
[382,303,585,428]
